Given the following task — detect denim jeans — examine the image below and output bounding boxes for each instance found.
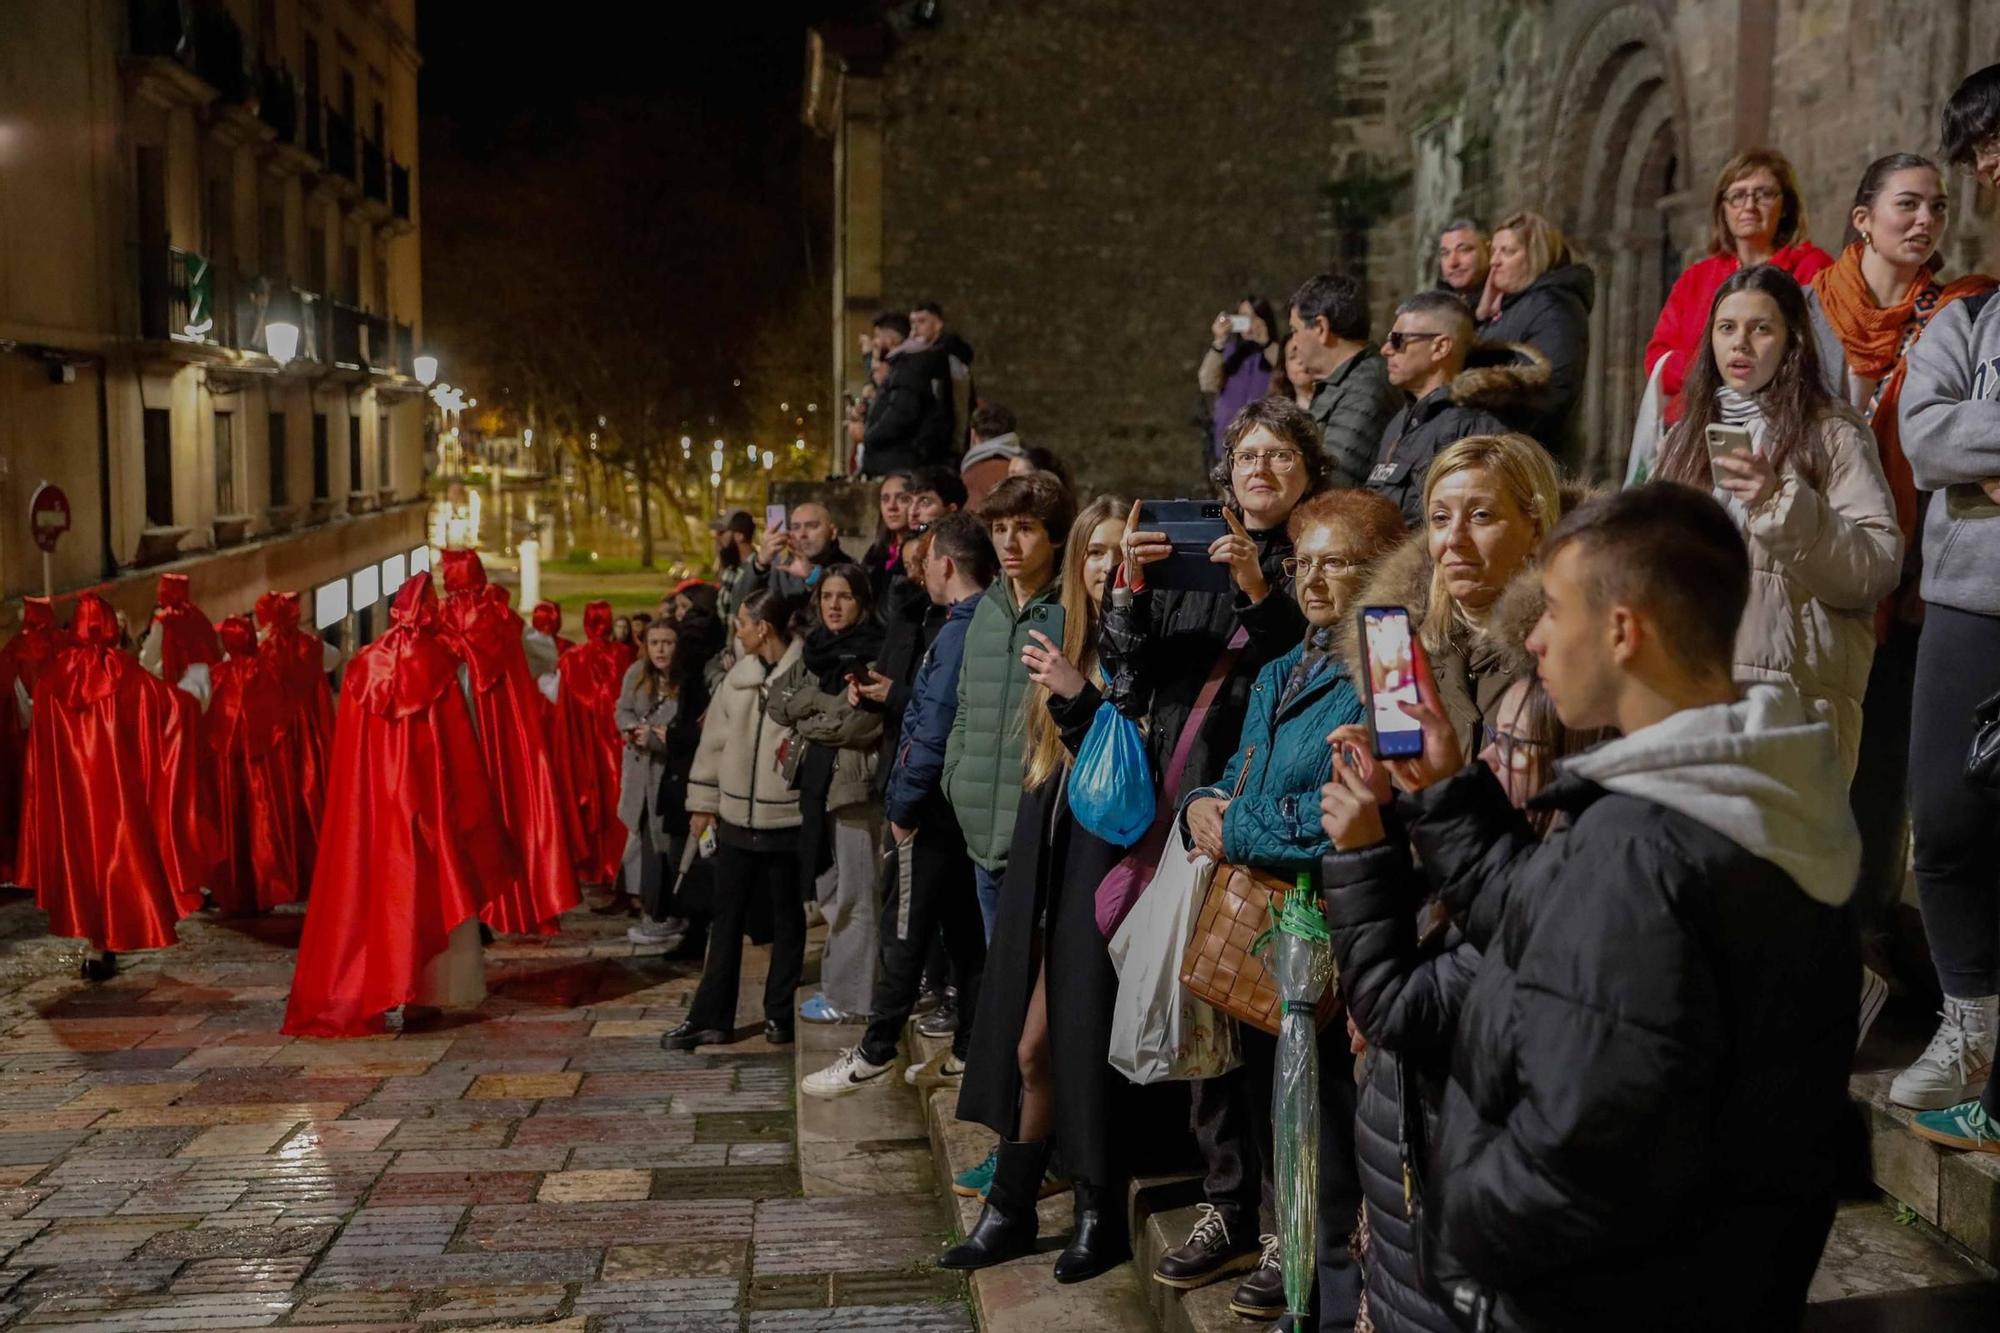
[974,863,1003,942]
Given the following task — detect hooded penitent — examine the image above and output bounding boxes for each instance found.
[549,600,638,884]
[150,572,222,686]
[0,597,66,882]
[204,615,305,913]
[283,576,525,1037]
[15,593,208,950]
[436,550,580,933]
[255,589,336,889]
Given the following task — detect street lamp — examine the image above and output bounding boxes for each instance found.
[265,321,299,368]
[413,354,438,387]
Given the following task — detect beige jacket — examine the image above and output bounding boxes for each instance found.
[686,639,804,832]
[1725,411,1900,775]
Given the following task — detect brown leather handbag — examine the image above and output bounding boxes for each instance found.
[1177,750,1339,1036]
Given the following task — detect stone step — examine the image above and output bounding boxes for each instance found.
[1851,1071,2000,1269]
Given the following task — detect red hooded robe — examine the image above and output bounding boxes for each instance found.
[549,600,637,884]
[15,594,206,950]
[151,572,222,685]
[0,598,66,882]
[255,589,336,884]
[204,616,305,913]
[438,551,580,934]
[283,576,523,1037]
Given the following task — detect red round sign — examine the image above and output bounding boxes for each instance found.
[29,483,71,554]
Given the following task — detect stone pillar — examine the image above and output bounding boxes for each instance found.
[831,75,883,479]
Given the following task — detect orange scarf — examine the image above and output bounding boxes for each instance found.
[1812,243,1996,636]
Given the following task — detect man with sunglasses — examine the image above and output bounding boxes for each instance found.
[1367,290,1544,526]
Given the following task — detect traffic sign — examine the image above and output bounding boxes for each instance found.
[29,483,70,554]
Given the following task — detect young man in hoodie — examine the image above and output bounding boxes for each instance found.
[803,513,995,1097]
[1357,483,1860,1329]
[1893,61,2000,1151]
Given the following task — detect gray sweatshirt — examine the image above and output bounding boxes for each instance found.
[1900,290,2000,614]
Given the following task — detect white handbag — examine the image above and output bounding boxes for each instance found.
[1106,826,1241,1085]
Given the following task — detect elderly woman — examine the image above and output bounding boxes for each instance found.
[1477,210,1596,459]
[1344,432,1569,756]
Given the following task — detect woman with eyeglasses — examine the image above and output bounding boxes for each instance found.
[1343,432,1572,757]
[1318,676,1613,1333]
[1642,150,1831,423]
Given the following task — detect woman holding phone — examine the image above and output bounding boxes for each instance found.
[616,619,704,947]
[765,565,886,1025]
[941,495,1132,1283]
[1651,265,1900,773]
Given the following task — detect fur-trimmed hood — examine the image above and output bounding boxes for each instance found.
[1447,340,1552,415]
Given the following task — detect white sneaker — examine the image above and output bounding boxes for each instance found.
[1890,994,1997,1110]
[801,1047,895,1099]
[627,919,683,946]
[903,1050,966,1086]
[1858,967,1890,1052]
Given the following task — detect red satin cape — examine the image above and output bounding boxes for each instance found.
[282,578,523,1037]
[441,585,581,934]
[548,603,637,884]
[204,621,304,914]
[0,602,65,883]
[16,597,207,950]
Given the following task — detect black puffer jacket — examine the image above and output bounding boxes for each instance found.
[1367,341,1549,527]
[1404,712,1862,1333]
[1325,838,1477,1333]
[861,343,954,475]
[1476,262,1594,459]
[1099,526,1303,795]
[864,574,944,801]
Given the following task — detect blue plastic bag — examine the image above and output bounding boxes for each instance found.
[1069,700,1155,847]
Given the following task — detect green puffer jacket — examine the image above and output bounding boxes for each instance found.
[942,579,1060,870]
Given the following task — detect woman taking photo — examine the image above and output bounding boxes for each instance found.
[1199,297,1282,471]
[1653,264,1900,773]
[766,564,886,1026]
[941,495,1131,1283]
[1346,432,1566,755]
[664,590,807,1051]
[1476,210,1596,458]
[1644,150,1831,416]
[618,618,709,950]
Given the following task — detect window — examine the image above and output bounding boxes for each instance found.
[143,407,173,526]
[261,202,285,281]
[311,412,329,499]
[377,410,391,494]
[372,99,385,145]
[214,413,236,515]
[267,412,288,506]
[340,69,355,123]
[348,415,363,493]
[306,223,326,294]
[342,242,360,304]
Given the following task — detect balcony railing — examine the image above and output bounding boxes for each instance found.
[393,321,415,376]
[141,244,219,345]
[258,64,298,144]
[324,105,356,180]
[364,312,390,371]
[330,300,364,369]
[127,0,187,61]
[303,94,323,157]
[361,137,387,203]
[391,161,411,220]
[275,285,323,366]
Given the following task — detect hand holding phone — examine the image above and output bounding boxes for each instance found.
[1706,423,1779,508]
[1356,607,1463,789]
[1229,314,1253,334]
[1704,423,1753,488]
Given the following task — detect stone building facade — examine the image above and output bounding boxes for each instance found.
[810,0,2000,494]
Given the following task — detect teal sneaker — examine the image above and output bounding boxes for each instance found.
[1911,1099,2000,1153]
[952,1147,997,1198]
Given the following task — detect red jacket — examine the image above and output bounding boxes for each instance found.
[1644,244,1835,407]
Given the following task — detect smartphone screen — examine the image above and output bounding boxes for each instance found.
[764,503,788,536]
[1361,606,1424,759]
[1228,314,1252,334]
[1704,424,1752,488]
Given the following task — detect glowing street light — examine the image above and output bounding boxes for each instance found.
[745,443,757,462]
[265,321,300,368]
[413,354,438,386]
[761,450,774,470]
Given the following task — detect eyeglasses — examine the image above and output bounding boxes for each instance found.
[1230,447,1302,473]
[1722,186,1784,209]
[1476,720,1550,772]
[1383,330,1443,353]
[1280,555,1366,581]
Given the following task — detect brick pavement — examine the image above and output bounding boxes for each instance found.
[0,892,972,1331]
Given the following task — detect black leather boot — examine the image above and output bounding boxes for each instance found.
[1053,1179,1129,1283]
[936,1139,1048,1270]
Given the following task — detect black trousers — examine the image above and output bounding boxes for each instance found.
[686,836,806,1032]
[860,807,985,1066]
[1850,620,1920,935]
[1909,604,2000,1117]
[1192,1022,1362,1329]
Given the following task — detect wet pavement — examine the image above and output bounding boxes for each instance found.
[0,892,968,1331]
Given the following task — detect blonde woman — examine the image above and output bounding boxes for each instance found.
[942,494,1134,1285]
[1477,210,1596,456]
[1345,432,1569,755]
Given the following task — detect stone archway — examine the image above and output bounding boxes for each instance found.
[1540,4,1689,481]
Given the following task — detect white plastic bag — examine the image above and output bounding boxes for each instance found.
[1625,353,1672,487]
[1106,829,1241,1085]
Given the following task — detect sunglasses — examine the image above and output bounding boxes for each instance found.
[1384,330,1443,353]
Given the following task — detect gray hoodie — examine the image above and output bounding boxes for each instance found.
[1900,289,2000,614]
[1563,684,1859,907]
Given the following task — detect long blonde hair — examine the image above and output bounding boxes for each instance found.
[1418,434,1563,655]
[1023,494,1128,790]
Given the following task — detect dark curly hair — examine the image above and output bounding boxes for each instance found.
[1206,397,1334,507]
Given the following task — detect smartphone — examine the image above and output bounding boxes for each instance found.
[837,652,867,681]
[1228,314,1252,334]
[764,503,789,536]
[1136,500,1232,593]
[1704,424,1752,487]
[1358,606,1424,759]
[1026,601,1067,649]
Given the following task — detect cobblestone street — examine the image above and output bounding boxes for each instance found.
[0,895,970,1332]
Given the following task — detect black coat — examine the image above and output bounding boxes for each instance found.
[868,575,945,801]
[1366,341,1549,527]
[861,344,954,475]
[1476,262,1594,457]
[1405,765,1859,1333]
[955,683,1127,1187]
[1324,837,1479,1333]
[1099,527,1303,797]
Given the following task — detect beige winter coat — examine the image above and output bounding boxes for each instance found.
[1723,411,1900,775]
[686,639,804,832]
